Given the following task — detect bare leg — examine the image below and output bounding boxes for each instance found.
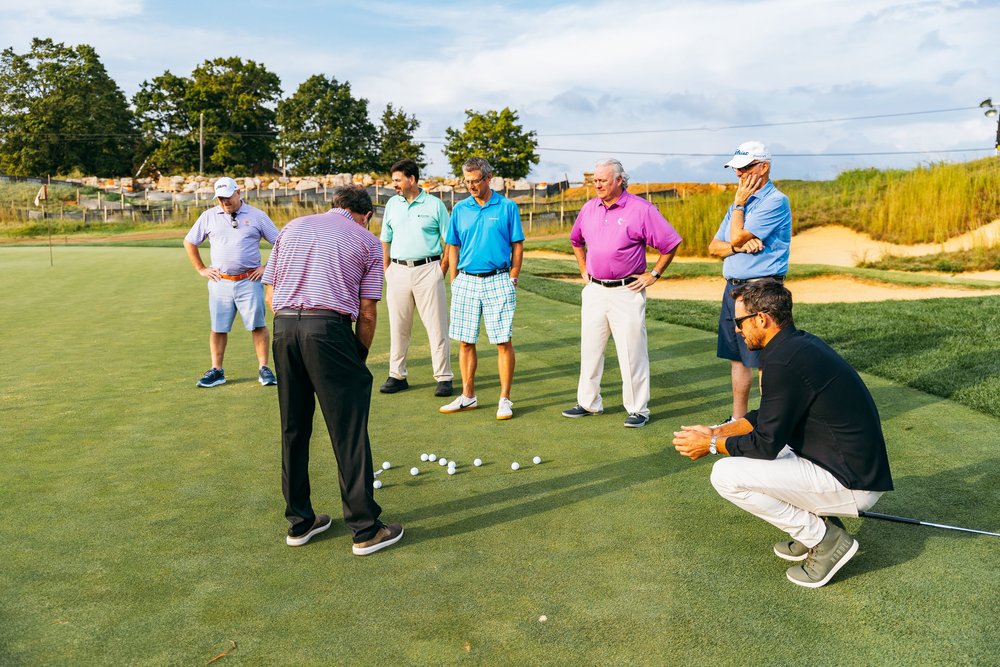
[211,332,228,369]
[459,341,478,397]
[497,341,515,399]
[252,326,270,367]
[731,360,752,419]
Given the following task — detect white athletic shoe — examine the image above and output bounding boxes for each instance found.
[439,395,478,414]
[496,397,514,420]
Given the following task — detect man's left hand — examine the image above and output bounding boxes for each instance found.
[248,266,266,281]
[628,272,658,291]
[672,425,713,460]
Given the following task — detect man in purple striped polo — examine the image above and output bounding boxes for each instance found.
[184,176,280,388]
[563,159,682,428]
[262,185,403,555]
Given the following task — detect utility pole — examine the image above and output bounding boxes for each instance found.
[199,112,205,175]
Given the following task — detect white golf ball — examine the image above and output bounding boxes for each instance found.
[533,456,542,465]
[373,479,383,489]
[428,454,437,462]
[410,467,419,476]
[382,461,391,470]
[473,458,483,467]
[511,462,520,471]
[448,460,457,469]
[439,458,448,466]
[447,468,456,476]
[420,453,429,461]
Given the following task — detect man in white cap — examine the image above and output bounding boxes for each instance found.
[184,176,281,388]
[708,142,792,421]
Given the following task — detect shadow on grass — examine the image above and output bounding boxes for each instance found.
[835,459,1000,583]
[396,451,681,544]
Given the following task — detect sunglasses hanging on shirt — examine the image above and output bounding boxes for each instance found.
[230,212,238,228]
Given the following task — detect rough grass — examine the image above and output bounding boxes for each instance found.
[1,246,998,665]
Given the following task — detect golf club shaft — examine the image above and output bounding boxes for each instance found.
[859,511,1000,537]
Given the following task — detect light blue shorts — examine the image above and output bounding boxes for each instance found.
[449,272,516,344]
[208,278,266,333]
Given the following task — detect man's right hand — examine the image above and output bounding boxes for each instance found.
[734,237,764,254]
[198,267,221,281]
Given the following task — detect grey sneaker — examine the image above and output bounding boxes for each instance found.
[196,368,226,388]
[258,366,277,386]
[624,413,649,428]
[352,523,404,556]
[562,404,602,418]
[775,516,848,561]
[786,521,859,588]
[286,514,332,547]
[774,539,809,561]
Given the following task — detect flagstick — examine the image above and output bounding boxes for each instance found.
[46,200,53,267]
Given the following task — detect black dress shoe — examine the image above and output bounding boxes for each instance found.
[434,380,453,397]
[379,377,409,394]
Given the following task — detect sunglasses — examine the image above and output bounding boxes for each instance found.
[734,311,761,328]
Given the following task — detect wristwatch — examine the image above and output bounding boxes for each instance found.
[709,435,718,455]
[650,269,661,280]
[733,204,746,212]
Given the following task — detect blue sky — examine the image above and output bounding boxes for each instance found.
[2,0,997,181]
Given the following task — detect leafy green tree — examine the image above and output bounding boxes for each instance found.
[443,107,539,179]
[0,38,135,176]
[276,75,378,174]
[133,57,281,174]
[375,103,425,172]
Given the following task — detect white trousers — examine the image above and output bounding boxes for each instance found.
[710,446,884,547]
[385,261,453,381]
[577,282,649,417]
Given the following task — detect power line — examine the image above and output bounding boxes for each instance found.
[533,106,982,137]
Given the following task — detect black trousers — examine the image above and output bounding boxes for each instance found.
[272,312,382,542]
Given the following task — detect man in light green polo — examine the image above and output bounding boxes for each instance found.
[379,159,454,397]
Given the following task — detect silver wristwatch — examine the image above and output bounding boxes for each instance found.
[709,435,718,455]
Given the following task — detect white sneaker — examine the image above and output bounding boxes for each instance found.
[439,395,478,414]
[496,397,514,420]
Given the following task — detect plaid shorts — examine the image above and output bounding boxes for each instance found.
[449,272,516,344]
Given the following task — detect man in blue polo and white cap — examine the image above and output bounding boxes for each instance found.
[708,142,792,422]
[184,176,281,388]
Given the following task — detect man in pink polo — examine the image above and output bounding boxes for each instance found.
[563,159,682,428]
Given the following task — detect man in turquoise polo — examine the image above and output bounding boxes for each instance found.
[708,141,792,422]
[379,159,454,397]
[439,157,524,420]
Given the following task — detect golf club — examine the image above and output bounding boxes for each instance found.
[859,511,1000,537]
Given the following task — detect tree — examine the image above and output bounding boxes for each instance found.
[443,107,539,179]
[375,103,425,173]
[0,38,135,176]
[133,57,281,174]
[276,75,378,174]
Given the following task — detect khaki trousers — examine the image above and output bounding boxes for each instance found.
[577,282,650,417]
[385,261,453,381]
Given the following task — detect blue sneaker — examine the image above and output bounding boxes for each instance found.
[258,366,277,386]
[196,368,226,388]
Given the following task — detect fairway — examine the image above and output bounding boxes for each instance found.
[2,246,997,665]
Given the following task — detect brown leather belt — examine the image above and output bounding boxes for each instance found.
[219,271,253,281]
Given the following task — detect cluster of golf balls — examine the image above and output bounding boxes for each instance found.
[373,453,544,486]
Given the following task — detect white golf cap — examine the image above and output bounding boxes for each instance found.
[724,141,772,169]
[214,177,239,198]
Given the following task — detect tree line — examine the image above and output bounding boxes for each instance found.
[0,38,540,180]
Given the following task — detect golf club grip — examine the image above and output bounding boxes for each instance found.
[858,511,921,525]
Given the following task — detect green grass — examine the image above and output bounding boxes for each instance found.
[861,246,1000,273]
[1,246,997,665]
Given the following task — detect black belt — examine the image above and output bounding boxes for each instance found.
[391,255,441,267]
[591,276,638,287]
[727,275,784,286]
[275,309,351,322]
[461,268,509,278]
